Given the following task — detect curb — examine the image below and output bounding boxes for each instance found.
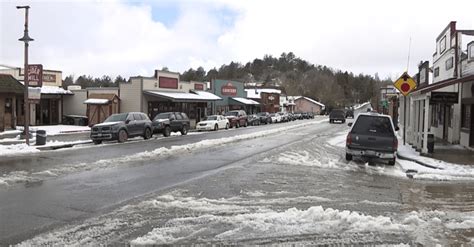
[36,140,93,151]
[396,152,443,170]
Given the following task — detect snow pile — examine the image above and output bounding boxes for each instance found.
[16,125,90,136]
[20,190,473,246]
[276,150,343,169]
[353,102,372,110]
[0,143,39,156]
[128,193,457,245]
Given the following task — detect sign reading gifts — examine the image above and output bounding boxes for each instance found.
[221,82,237,96]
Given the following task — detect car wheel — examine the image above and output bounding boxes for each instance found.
[143,128,152,140]
[181,125,188,135]
[118,129,128,143]
[163,126,171,137]
[214,124,218,131]
[93,140,102,145]
[225,123,229,130]
[388,158,396,166]
[345,153,352,161]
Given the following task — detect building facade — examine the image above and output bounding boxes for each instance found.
[119,70,219,127]
[0,66,72,126]
[399,21,474,153]
[245,88,281,113]
[211,79,259,114]
[0,74,24,131]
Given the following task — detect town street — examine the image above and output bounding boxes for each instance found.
[0,108,473,245]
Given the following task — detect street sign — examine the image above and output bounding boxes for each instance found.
[393,72,416,96]
[28,87,41,104]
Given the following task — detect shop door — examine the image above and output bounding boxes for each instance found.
[470,105,474,147]
[51,99,59,125]
[443,105,450,140]
[4,98,13,129]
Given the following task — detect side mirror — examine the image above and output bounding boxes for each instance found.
[125,119,131,124]
[395,126,400,131]
[347,122,353,127]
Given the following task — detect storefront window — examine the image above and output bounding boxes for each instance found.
[462,104,471,129]
[431,105,438,127]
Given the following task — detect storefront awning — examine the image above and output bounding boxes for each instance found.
[84,98,109,104]
[191,90,222,100]
[144,90,222,102]
[230,97,260,105]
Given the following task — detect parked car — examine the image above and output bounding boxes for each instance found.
[345,109,354,118]
[90,112,152,144]
[294,112,303,120]
[152,112,190,137]
[257,112,271,124]
[269,113,282,123]
[345,112,399,166]
[329,109,346,123]
[279,112,290,122]
[248,114,261,126]
[224,110,248,128]
[196,115,229,131]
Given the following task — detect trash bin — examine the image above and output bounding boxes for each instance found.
[427,134,434,154]
[36,130,47,146]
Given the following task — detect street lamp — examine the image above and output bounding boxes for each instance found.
[17,5,34,145]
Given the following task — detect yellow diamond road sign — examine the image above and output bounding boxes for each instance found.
[393,72,416,96]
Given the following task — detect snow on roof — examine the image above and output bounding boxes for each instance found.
[245,88,282,99]
[231,97,260,105]
[145,91,221,101]
[40,86,73,95]
[294,96,325,107]
[192,90,222,100]
[84,98,109,104]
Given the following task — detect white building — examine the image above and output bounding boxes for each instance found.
[400,21,474,153]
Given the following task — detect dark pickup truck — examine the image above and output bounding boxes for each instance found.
[152,112,190,137]
[345,113,399,165]
[329,109,346,123]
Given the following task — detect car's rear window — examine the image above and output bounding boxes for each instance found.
[153,113,170,120]
[351,115,394,136]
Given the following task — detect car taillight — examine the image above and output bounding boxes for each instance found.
[346,133,352,145]
[393,138,398,151]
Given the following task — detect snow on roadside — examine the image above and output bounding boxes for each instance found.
[17,125,90,136]
[0,144,40,156]
[0,119,326,187]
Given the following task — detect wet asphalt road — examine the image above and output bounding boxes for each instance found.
[0,117,328,244]
[2,112,474,245]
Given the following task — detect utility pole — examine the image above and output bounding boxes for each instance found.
[17,5,34,145]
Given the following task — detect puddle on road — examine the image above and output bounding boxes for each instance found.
[400,182,474,212]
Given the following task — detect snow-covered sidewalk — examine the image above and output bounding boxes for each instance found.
[396,142,474,181]
[16,125,91,136]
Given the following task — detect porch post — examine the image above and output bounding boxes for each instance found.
[422,96,430,154]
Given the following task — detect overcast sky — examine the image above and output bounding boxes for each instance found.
[1,0,473,80]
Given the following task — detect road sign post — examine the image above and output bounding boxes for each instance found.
[393,72,416,145]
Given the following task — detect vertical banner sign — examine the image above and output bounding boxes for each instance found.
[28,64,43,87]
